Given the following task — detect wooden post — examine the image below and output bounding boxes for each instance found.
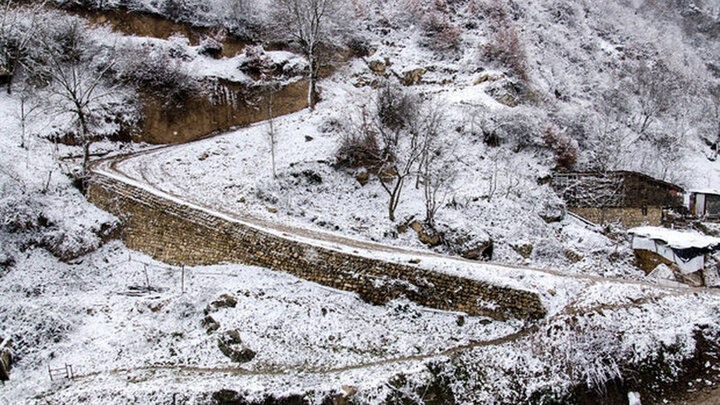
[143,264,150,289]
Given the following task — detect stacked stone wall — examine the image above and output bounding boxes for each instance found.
[87,173,546,320]
[570,207,663,227]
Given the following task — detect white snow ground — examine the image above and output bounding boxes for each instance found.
[2,0,720,402]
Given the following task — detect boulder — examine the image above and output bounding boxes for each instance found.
[474,73,490,85]
[409,220,442,247]
[487,79,524,107]
[473,72,504,85]
[334,385,359,405]
[368,60,386,76]
[211,294,237,309]
[682,271,704,288]
[564,249,584,263]
[202,315,220,334]
[443,227,493,261]
[355,170,370,186]
[539,203,565,223]
[460,239,494,260]
[511,243,533,259]
[403,68,425,86]
[217,330,256,363]
[199,38,223,59]
[647,263,677,282]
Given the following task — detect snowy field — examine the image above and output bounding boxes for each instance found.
[0,241,527,403]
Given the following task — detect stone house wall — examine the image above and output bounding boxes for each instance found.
[570,207,663,227]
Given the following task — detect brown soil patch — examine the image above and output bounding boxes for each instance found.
[64,7,249,57]
[137,78,309,144]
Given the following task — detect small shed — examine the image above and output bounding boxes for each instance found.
[629,226,720,287]
[552,171,684,227]
[689,189,720,219]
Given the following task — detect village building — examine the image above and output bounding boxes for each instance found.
[688,189,720,219]
[551,171,684,227]
[629,226,720,287]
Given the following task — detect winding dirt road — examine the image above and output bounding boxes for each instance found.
[74,116,720,404]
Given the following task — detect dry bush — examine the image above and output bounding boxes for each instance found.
[483,24,528,80]
[543,126,579,169]
[479,0,527,80]
[118,45,198,105]
[377,83,418,130]
[406,0,462,51]
[335,130,381,171]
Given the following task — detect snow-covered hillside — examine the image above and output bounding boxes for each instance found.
[107,0,720,278]
[2,0,720,403]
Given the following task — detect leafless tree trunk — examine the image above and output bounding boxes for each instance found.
[371,87,453,222]
[624,61,679,136]
[273,0,347,110]
[16,85,39,149]
[709,85,720,160]
[34,19,120,185]
[416,101,453,226]
[267,92,278,179]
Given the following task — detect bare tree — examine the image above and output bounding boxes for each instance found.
[34,19,121,183]
[0,0,45,95]
[344,85,453,223]
[623,61,680,136]
[587,112,630,172]
[709,84,720,160]
[272,0,348,110]
[266,91,278,179]
[482,0,528,80]
[421,146,456,227]
[415,102,454,226]
[372,86,424,222]
[16,82,39,149]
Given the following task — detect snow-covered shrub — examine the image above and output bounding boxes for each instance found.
[406,0,462,51]
[493,108,542,151]
[237,45,273,77]
[483,22,528,80]
[346,37,371,57]
[118,44,198,105]
[0,302,75,363]
[198,36,222,58]
[543,126,578,169]
[377,82,418,130]
[0,194,39,234]
[334,129,381,170]
[480,0,527,80]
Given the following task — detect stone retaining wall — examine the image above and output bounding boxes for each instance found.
[87,172,546,320]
